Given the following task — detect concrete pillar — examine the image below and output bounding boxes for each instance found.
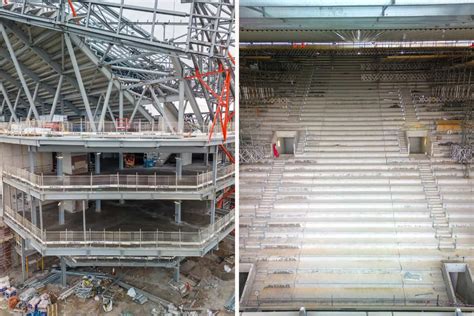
[60,257,67,287]
[58,202,65,225]
[210,194,216,225]
[28,147,35,173]
[20,238,26,283]
[82,200,87,241]
[39,201,43,234]
[174,261,180,283]
[212,146,218,187]
[176,156,182,180]
[56,153,63,176]
[204,152,209,166]
[181,152,192,166]
[57,154,65,225]
[30,195,37,226]
[95,153,101,213]
[119,153,124,170]
[119,153,124,204]
[174,200,182,224]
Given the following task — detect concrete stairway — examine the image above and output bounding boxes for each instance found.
[257,160,286,219]
[400,88,418,124]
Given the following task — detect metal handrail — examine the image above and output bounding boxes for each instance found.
[3,165,235,192]
[0,120,235,138]
[3,205,234,247]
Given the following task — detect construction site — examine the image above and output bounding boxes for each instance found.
[239,1,474,315]
[0,0,235,315]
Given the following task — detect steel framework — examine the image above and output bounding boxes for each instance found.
[0,0,235,136]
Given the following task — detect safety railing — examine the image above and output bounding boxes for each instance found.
[240,40,474,49]
[0,120,235,139]
[3,205,234,248]
[244,295,460,309]
[3,165,235,192]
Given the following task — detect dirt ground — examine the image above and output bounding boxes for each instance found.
[0,238,235,316]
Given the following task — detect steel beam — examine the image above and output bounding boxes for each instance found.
[64,34,97,131]
[0,23,40,120]
[98,80,114,132]
[68,34,154,123]
[171,56,204,126]
[49,75,64,121]
[0,82,19,123]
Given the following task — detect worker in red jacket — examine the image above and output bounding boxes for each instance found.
[272,143,280,158]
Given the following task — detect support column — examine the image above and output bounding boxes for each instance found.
[30,195,37,226]
[119,153,124,204]
[39,200,43,235]
[95,153,101,213]
[174,261,180,283]
[60,257,67,287]
[28,147,35,173]
[82,200,87,241]
[212,146,218,187]
[56,154,63,177]
[210,193,216,225]
[21,238,26,283]
[119,153,124,170]
[178,79,185,134]
[57,154,65,225]
[204,152,209,166]
[176,155,182,180]
[174,200,182,224]
[210,146,218,225]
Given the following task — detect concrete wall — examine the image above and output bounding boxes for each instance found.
[0,144,52,190]
[457,265,474,304]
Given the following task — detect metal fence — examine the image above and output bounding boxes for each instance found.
[4,205,234,248]
[3,165,235,192]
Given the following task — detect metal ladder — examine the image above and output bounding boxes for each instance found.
[418,161,456,251]
[256,160,286,219]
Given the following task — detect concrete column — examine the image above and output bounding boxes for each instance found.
[60,257,67,287]
[210,194,216,225]
[20,238,26,283]
[176,156,182,180]
[57,154,65,225]
[174,200,182,224]
[30,195,37,226]
[204,152,209,166]
[181,152,192,166]
[95,153,101,213]
[56,153,63,176]
[28,147,35,173]
[38,201,43,234]
[119,153,124,204]
[212,146,218,187]
[174,261,180,283]
[119,153,124,170]
[82,200,87,241]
